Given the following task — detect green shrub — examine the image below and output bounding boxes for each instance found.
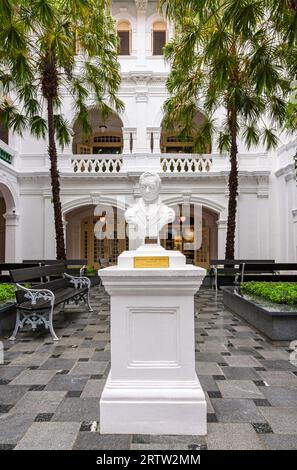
[0,283,16,303]
[240,282,297,305]
[86,266,96,275]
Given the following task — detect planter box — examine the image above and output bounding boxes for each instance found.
[0,302,16,336]
[222,286,297,341]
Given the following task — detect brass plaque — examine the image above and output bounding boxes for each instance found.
[134,256,169,269]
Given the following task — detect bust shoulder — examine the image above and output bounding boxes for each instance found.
[161,204,175,224]
[125,202,140,223]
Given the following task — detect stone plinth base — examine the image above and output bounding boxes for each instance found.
[99,246,207,435]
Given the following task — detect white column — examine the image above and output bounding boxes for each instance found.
[147,127,161,154]
[43,195,56,258]
[217,218,227,259]
[257,176,270,259]
[135,86,149,153]
[135,1,147,68]
[122,128,137,154]
[4,212,20,262]
[286,172,296,261]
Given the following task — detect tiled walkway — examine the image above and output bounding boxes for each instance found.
[0,287,297,450]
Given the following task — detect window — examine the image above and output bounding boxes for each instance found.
[152,21,167,56]
[117,21,131,56]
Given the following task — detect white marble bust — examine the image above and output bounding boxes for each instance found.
[125,172,175,245]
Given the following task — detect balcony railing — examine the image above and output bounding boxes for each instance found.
[72,155,123,173]
[161,154,212,173]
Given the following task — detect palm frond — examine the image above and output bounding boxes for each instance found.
[30,115,47,139]
[54,114,71,149]
[261,127,279,150]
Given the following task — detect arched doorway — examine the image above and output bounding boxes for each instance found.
[0,182,18,262]
[66,204,128,268]
[160,110,211,154]
[160,205,218,269]
[72,109,123,155]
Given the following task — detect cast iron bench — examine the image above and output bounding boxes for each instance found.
[241,262,297,283]
[0,263,40,283]
[210,259,275,290]
[23,259,88,276]
[8,264,93,342]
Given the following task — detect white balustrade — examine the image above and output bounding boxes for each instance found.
[72,155,123,173]
[161,154,212,173]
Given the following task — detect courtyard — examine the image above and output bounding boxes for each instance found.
[0,286,297,451]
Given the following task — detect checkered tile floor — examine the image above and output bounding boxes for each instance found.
[0,287,297,450]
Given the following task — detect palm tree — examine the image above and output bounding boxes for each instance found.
[160,0,290,260]
[0,0,123,259]
[224,0,297,175]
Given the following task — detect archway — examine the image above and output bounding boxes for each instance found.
[65,204,128,268]
[160,204,218,268]
[72,109,124,155]
[0,182,18,262]
[160,109,211,154]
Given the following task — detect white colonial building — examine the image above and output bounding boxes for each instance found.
[0,0,296,268]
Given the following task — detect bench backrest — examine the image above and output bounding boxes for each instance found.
[210,259,275,267]
[10,264,66,283]
[243,263,297,273]
[0,263,39,273]
[23,259,87,266]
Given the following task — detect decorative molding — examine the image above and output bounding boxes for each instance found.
[275,162,295,178]
[217,220,227,229]
[285,171,296,183]
[136,92,148,103]
[135,0,148,11]
[121,72,167,86]
[277,139,297,157]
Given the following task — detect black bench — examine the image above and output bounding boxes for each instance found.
[241,263,297,283]
[23,259,88,276]
[210,259,275,290]
[0,263,40,283]
[8,264,93,342]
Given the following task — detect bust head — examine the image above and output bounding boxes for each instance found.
[139,172,161,204]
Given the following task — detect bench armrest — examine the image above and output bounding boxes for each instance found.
[16,283,55,306]
[79,265,87,276]
[64,273,91,289]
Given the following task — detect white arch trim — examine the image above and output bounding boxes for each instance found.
[114,12,136,30]
[70,103,130,129]
[62,195,128,215]
[0,178,18,213]
[162,195,227,217]
[152,104,210,129]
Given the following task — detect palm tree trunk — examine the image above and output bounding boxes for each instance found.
[225,107,238,260]
[41,51,66,260]
[47,96,66,260]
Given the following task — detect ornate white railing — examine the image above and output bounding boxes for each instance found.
[72,155,123,173]
[161,154,212,173]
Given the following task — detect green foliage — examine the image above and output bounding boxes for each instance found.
[0,283,16,303]
[86,266,96,275]
[241,281,297,305]
[0,0,124,147]
[160,0,291,153]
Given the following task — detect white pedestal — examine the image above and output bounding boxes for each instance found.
[99,246,207,435]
